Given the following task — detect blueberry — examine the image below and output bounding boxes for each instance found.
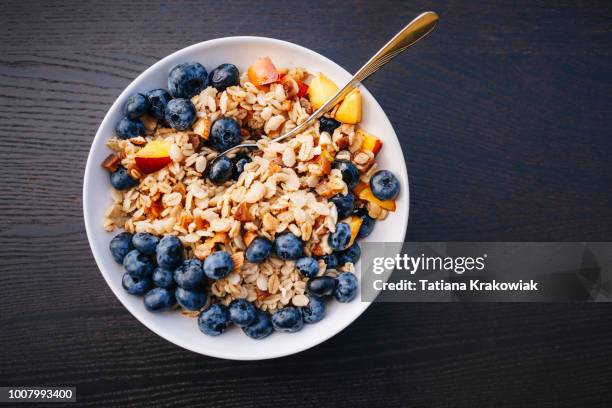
[245,237,272,264]
[132,232,159,256]
[124,93,150,119]
[146,89,172,119]
[198,303,231,336]
[295,256,320,278]
[319,253,338,270]
[123,249,154,278]
[207,155,233,185]
[208,63,240,91]
[144,287,175,311]
[175,287,207,311]
[242,310,274,340]
[330,192,355,219]
[156,235,184,270]
[174,259,205,289]
[355,208,376,238]
[115,117,145,139]
[109,232,134,263]
[110,165,138,190]
[332,159,360,190]
[232,155,252,180]
[272,307,304,333]
[337,243,361,266]
[307,276,336,297]
[168,62,208,98]
[328,222,351,251]
[319,116,341,134]
[152,267,176,289]
[334,272,359,302]
[209,117,242,152]
[203,251,233,280]
[302,295,325,324]
[122,272,152,295]
[164,98,196,131]
[370,170,400,200]
[229,299,257,327]
[274,232,303,260]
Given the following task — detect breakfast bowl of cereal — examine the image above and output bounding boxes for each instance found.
[83,36,409,360]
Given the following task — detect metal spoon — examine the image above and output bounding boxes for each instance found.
[212,11,439,162]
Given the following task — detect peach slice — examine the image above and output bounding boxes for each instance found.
[346,215,364,247]
[135,140,172,174]
[357,185,396,212]
[308,73,339,109]
[360,130,383,155]
[335,88,362,124]
[248,56,279,86]
[353,181,369,196]
[296,78,309,98]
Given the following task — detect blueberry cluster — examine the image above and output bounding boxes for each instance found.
[109,62,255,188]
[109,227,361,339]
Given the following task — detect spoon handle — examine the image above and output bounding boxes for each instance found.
[271,11,438,144]
[213,11,438,158]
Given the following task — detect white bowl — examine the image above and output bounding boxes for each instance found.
[83,36,409,360]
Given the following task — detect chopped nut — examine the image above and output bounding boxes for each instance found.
[189,133,202,152]
[336,135,350,150]
[234,201,252,222]
[101,153,121,172]
[292,294,309,307]
[243,230,258,247]
[129,167,142,180]
[312,244,325,256]
[129,136,147,146]
[240,128,251,139]
[192,117,211,139]
[262,212,280,232]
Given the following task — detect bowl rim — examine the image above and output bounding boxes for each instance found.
[83,35,409,360]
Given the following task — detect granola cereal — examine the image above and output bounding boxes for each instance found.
[105,57,400,339]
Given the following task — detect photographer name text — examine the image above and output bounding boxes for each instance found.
[374,279,539,292]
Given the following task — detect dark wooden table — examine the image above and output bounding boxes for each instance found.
[1,0,611,406]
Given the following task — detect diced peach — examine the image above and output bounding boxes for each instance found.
[296,79,309,98]
[360,130,383,155]
[147,199,164,220]
[308,73,339,109]
[248,56,279,86]
[135,140,172,174]
[335,88,362,124]
[346,215,363,247]
[357,186,396,211]
[353,181,369,196]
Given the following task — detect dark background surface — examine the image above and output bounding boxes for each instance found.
[1,0,612,406]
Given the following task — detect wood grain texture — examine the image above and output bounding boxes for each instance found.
[1,0,612,406]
